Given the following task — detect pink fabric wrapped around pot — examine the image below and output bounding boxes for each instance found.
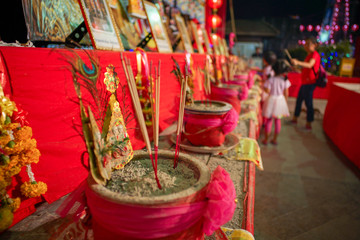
[227,80,249,100]
[56,166,236,240]
[233,71,256,89]
[248,70,256,88]
[184,108,238,147]
[233,74,248,81]
[210,84,243,113]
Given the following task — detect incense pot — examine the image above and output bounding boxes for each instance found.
[210,83,244,114]
[183,100,237,147]
[229,70,256,90]
[87,150,211,240]
[232,71,256,89]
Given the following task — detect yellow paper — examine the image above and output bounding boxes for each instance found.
[220,227,255,240]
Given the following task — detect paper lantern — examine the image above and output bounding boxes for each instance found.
[299,25,305,32]
[333,25,340,31]
[210,14,222,28]
[298,40,302,45]
[352,24,359,31]
[343,25,349,31]
[315,25,321,32]
[208,0,223,9]
[325,25,330,31]
[307,25,313,32]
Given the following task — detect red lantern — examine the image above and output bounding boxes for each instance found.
[343,25,349,31]
[333,25,339,31]
[307,25,313,32]
[352,24,359,32]
[210,14,222,28]
[298,40,302,45]
[325,25,330,31]
[208,0,223,9]
[299,25,305,32]
[315,25,321,32]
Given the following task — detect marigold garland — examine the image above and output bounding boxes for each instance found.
[8,197,20,212]
[20,181,47,198]
[13,126,32,141]
[0,93,47,232]
[0,134,11,146]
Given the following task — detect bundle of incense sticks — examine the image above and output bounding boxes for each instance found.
[120,53,161,189]
[149,60,161,179]
[203,58,211,106]
[174,64,188,168]
[222,61,229,82]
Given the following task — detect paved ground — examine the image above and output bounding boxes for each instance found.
[254,98,360,240]
[3,98,360,240]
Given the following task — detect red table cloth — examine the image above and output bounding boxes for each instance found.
[323,83,360,168]
[0,47,207,222]
[287,72,360,99]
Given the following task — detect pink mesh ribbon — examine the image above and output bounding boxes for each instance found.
[203,166,237,235]
[56,167,236,238]
[55,180,87,221]
[184,108,238,135]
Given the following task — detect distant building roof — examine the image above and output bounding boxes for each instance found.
[226,19,280,37]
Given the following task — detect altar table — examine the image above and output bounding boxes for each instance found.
[323,82,360,168]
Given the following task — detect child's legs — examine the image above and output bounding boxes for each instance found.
[274,118,281,134]
[264,117,273,134]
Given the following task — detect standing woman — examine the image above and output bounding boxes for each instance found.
[290,37,321,130]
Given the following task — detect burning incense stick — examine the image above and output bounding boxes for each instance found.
[154,61,161,173]
[120,54,161,189]
[174,66,188,168]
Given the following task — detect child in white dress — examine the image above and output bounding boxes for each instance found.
[262,60,291,145]
[261,51,277,106]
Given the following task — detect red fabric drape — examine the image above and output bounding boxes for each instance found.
[323,83,360,168]
[0,47,206,212]
[288,72,360,99]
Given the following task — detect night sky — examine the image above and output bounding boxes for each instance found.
[227,0,329,25]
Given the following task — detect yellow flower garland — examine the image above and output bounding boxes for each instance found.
[20,181,47,198]
[0,96,47,232]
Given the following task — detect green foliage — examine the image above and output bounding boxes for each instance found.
[318,40,353,75]
[288,47,307,61]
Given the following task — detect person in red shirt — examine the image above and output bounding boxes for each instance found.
[290,37,321,130]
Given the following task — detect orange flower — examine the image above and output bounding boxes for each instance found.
[4,165,21,178]
[7,155,19,169]
[13,126,32,141]
[18,148,41,165]
[20,181,47,198]
[0,134,11,146]
[2,123,20,131]
[4,138,37,155]
[9,197,21,212]
[0,173,12,189]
